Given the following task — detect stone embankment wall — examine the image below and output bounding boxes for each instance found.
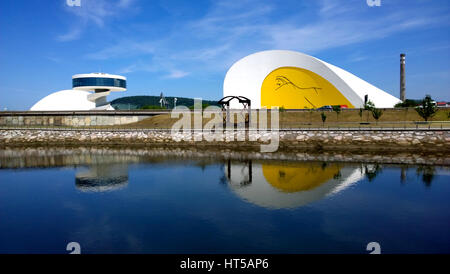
[0,129,448,152]
[0,112,155,126]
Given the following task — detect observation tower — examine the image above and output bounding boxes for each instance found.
[72,73,127,110]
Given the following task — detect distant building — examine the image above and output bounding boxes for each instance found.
[437,101,449,107]
[223,50,401,109]
[30,73,126,111]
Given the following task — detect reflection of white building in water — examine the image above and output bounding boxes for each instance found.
[30,73,126,111]
[225,160,365,209]
[75,164,128,192]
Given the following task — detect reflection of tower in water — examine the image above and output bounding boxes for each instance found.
[224,160,365,209]
[75,164,129,192]
[226,159,252,187]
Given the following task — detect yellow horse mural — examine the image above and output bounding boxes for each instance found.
[261,67,354,109]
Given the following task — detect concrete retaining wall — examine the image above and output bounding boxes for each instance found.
[0,114,153,127]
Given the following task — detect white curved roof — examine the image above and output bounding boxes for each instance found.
[30,89,95,111]
[223,50,401,108]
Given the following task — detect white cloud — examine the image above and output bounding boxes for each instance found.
[58,0,137,42]
[117,64,138,74]
[117,0,135,8]
[165,70,190,79]
[116,61,158,74]
[85,41,155,60]
[319,0,357,17]
[83,0,447,76]
[57,27,82,42]
[266,1,443,53]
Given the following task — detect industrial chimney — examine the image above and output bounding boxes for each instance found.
[400,53,406,101]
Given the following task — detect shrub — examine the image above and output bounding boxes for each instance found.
[394,99,420,108]
[332,105,341,121]
[415,95,437,122]
[371,108,383,123]
[321,112,327,126]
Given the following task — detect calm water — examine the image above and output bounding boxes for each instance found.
[0,149,449,254]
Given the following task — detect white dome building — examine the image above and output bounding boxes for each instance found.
[30,73,126,111]
[30,89,95,111]
[223,50,401,109]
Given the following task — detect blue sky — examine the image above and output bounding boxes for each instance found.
[0,0,449,110]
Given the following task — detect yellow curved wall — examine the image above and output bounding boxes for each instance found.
[261,67,354,109]
[262,162,341,193]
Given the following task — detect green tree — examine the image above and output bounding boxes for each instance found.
[415,95,437,121]
[332,105,341,122]
[364,100,375,111]
[321,112,327,126]
[371,108,383,124]
[394,99,420,108]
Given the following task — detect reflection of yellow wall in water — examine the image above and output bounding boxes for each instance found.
[261,67,354,109]
[262,163,341,193]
